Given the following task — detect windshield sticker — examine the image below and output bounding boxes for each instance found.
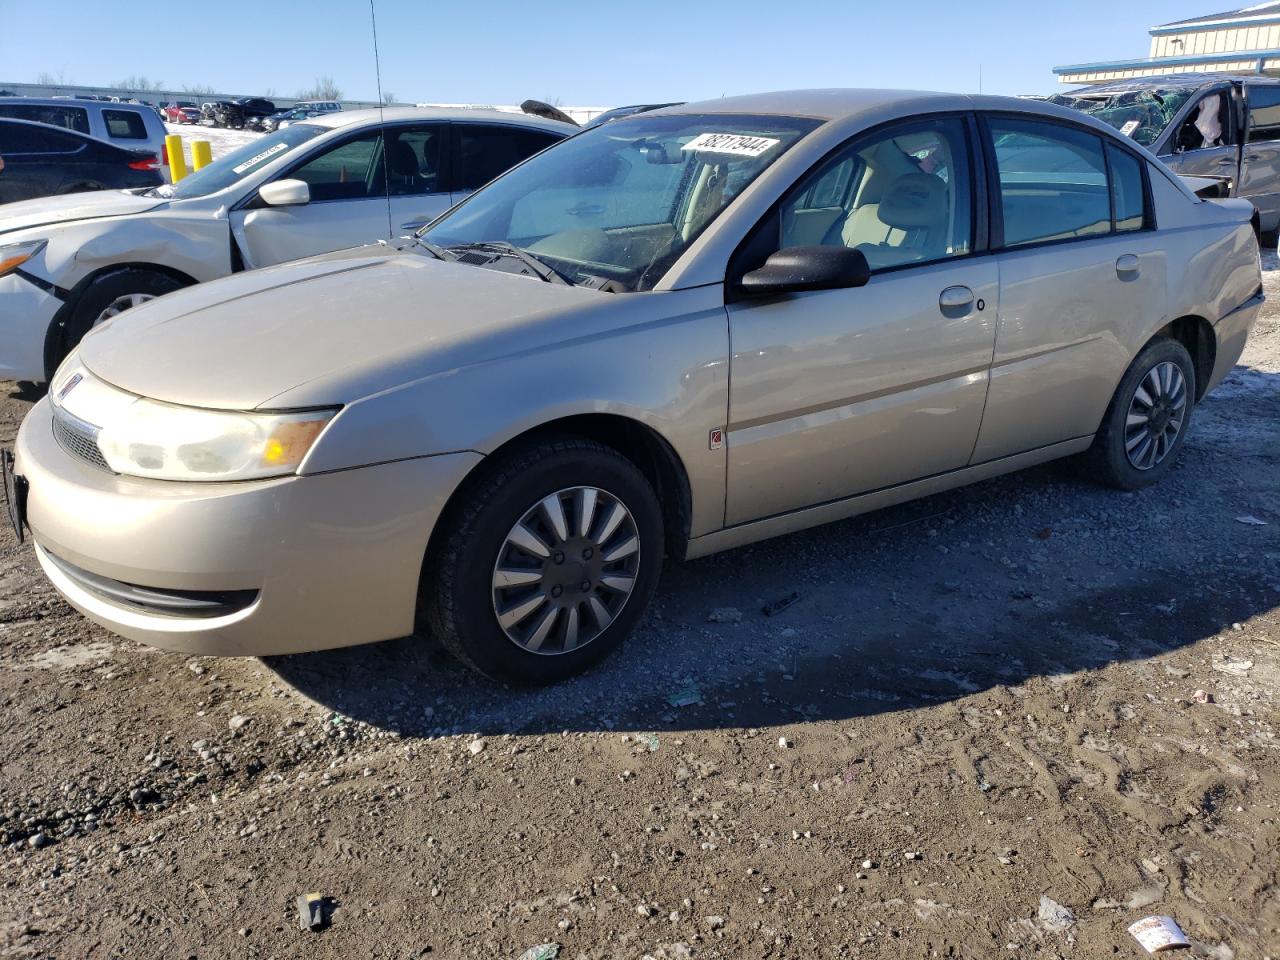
[682,133,781,157]
[231,142,290,174]
[1119,120,1141,138]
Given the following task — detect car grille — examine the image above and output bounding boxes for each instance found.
[52,407,112,472]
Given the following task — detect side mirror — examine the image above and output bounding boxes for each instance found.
[259,178,311,207]
[738,246,871,297]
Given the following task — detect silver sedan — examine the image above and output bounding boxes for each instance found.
[6,89,1263,683]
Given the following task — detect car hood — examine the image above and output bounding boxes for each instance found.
[0,190,165,237]
[76,246,604,410]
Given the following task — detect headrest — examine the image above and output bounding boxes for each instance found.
[878,173,946,230]
[386,140,419,177]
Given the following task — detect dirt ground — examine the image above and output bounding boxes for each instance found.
[1,260,1278,960]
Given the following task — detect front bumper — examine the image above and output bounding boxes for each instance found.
[1206,289,1265,395]
[14,397,481,656]
[0,271,64,382]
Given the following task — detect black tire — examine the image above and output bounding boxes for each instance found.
[422,436,664,684]
[54,269,186,372]
[1084,337,1196,490]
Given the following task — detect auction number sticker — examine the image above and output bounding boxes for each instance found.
[232,142,290,174]
[682,133,781,157]
[1119,120,1141,138]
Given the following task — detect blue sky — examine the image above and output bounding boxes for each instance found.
[1,0,1222,104]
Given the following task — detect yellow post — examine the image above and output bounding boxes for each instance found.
[165,134,188,182]
[191,140,213,171]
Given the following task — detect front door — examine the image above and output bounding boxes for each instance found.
[974,115,1167,462]
[725,116,997,525]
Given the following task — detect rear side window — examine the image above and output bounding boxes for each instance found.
[1107,144,1148,233]
[0,123,80,153]
[103,109,148,139]
[1247,85,1280,143]
[0,103,90,134]
[989,118,1111,247]
[452,125,561,192]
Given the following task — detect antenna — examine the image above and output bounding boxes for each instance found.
[369,0,392,240]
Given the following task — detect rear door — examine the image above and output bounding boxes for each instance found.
[973,115,1167,462]
[1237,83,1280,230]
[231,129,391,267]
[0,124,81,201]
[449,122,563,206]
[382,122,452,235]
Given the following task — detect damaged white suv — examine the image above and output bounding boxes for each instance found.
[0,107,571,382]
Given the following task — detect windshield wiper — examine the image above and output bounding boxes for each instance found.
[447,241,573,286]
[402,235,453,261]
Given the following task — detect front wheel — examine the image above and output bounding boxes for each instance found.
[422,437,664,684]
[53,269,186,374]
[1085,338,1196,490]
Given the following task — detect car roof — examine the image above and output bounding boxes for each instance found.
[640,88,1078,122]
[0,97,151,110]
[298,106,577,133]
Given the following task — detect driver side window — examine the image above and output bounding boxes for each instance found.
[288,132,382,202]
[1175,91,1233,153]
[778,117,973,272]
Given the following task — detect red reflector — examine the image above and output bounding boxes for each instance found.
[128,156,160,171]
[161,143,169,165]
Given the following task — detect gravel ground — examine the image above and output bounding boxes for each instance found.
[0,256,1277,959]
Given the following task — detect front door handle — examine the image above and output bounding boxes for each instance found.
[939,285,974,313]
[1116,254,1141,279]
[399,217,433,232]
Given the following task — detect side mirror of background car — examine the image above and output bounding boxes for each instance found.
[259,179,311,207]
[738,246,871,297]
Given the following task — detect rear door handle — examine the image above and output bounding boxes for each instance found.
[939,285,975,312]
[1216,157,1237,166]
[1245,154,1264,162]
[1116,254,1141,279]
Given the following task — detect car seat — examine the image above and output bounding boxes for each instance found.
[386,139,422,194]
[846,172,948,269]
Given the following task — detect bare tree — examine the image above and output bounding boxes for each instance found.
[182,84,217,95]
[112,75,164,93]
[296,75,343,101]
[382,91,397,105]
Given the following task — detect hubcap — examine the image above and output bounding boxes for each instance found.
[491,486,640,655]
[93,293,156,327]
[1124,361,1187,471]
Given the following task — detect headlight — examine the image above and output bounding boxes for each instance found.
[95,398,336,482]
[0,239,47,277]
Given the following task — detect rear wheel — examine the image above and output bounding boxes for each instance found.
[1085,338,1196,490]
[53,269,186,372]
[422,437,663,684]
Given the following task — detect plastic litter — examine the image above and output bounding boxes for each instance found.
[1128,915,1191,953]
[1038,895,1076,932]
[762,592,800,617]
[667,681,702,708]
[516,945,561,960]
[641,733,660,752]
[1234,515,1268,526]
[297,892,327,932]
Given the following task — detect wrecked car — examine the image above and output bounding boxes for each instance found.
[1051,72,1280,238]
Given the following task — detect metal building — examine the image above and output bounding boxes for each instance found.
[1056,3,1280,84]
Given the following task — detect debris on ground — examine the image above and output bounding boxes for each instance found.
[1192,689,1214,704]
[1234,515,1268,526]
[1037,895,1076,932]
[640,733,660,752]
[297,893,327,932]
[1127,915,1191,953]
[666,681,703,708]
[1212,657,1254,677]
[761,592,800,617]
[516,944,560,960]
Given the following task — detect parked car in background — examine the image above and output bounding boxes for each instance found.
[294,100,342,114]
[0,119,162,203]
[1052,73,1280,238]
[6,90,1261,683]
[221,97,276,129]
[162,102,199,124]
[253,107,323,133]
[0,97,167,165]
[0,107,573,382]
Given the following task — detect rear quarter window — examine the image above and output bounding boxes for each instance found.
[0,103,90,134]
[103,109,148,140]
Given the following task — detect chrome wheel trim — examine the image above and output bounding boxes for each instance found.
[491,486,640,656]
[93,292,156,327]
[1124,360,1187,471]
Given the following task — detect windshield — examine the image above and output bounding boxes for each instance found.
[148,124,326,200]
[1049,87,1197,147]
[422,113,822,291]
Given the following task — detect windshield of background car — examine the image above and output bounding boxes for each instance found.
[1048,87,1195,147]
[422,113,822,291]
[153,124,326,200]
